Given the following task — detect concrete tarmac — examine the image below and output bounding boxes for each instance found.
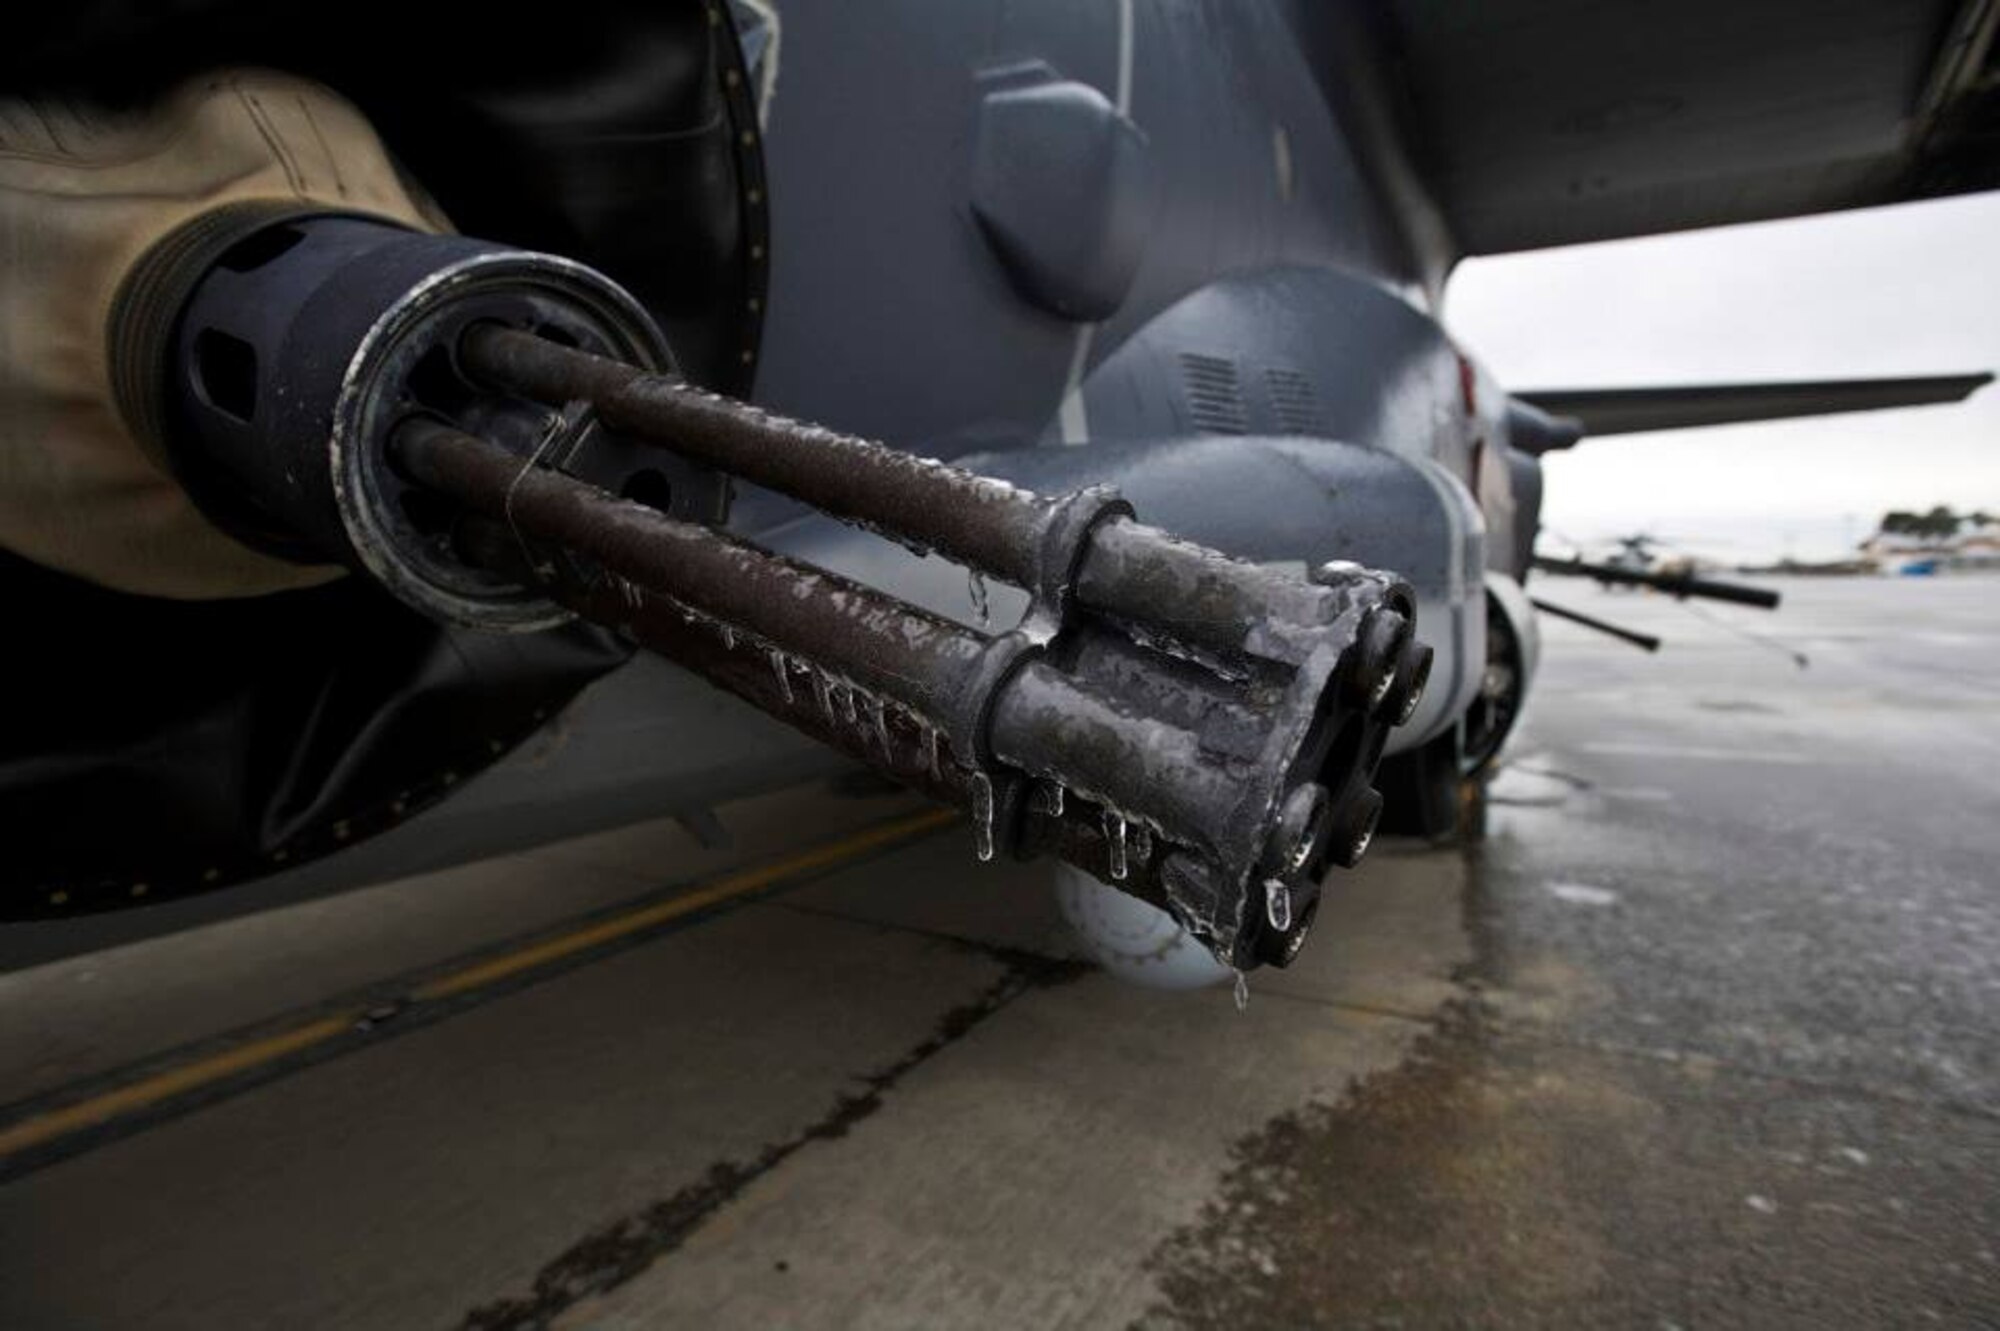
[0,576,1994,1328]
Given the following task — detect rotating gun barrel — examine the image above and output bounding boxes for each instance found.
[114,209,1432,969]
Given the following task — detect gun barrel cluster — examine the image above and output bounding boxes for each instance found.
[119,209,1431,969]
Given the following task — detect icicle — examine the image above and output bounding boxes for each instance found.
[923,726,941,779]
[967,569,990,627]
[1044,781,1066,819]
[812,668,834,721]
[871,698,893,758]
[838,683,859,725]
[1233,970,1250,1012]
[969,770,995,862]
[720,625,736,650]
[1264,877,1292,932]
[1103,808,1128,880]
[770,650,794,704]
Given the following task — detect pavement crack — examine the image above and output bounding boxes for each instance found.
[769,896,1076,969]
[1247,986,1442,1026]
[456,951,1089,1331]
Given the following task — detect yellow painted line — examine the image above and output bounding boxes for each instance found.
[413,806,958,1000]
[0,806,958,1163]
[0,1014,359,1158]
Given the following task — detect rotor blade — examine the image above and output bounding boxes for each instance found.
[1529,599,1662,653]
[1513,372,1993,444]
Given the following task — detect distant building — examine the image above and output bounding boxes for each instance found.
[1859,519,2000,573]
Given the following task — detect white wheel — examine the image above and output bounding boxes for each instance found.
[1053,862,1235,990]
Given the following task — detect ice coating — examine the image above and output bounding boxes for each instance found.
[424,343,1418,975]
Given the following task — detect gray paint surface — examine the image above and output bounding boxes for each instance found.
[18,0,1989,959]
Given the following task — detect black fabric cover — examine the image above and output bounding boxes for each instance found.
[0,550,626,916]
[0,0,765,915]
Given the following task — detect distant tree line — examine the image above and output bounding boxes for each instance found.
[1877,506,1996,538]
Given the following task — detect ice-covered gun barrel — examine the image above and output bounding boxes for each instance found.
[113,209,1431,970]
[1531,555,1782,609]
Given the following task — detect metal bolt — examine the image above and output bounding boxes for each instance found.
[1312,559,1365,584]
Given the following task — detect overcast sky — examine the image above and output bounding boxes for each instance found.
[1446,191,2000,561]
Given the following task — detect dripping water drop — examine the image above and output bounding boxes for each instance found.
[1264,877,1292,932]
[871,698,893,757]
[967,569,990,628]
[771,650,793,704]
[969,770,995,862]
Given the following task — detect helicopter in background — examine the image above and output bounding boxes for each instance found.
[1604,535,1672,577]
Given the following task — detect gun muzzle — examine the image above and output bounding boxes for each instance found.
[113,209,1431,970]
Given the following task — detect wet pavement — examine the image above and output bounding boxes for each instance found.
[1148,576,2000,1328]
[2,576,1995,1327]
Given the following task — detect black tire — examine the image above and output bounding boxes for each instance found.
[1376,727,1467,840]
